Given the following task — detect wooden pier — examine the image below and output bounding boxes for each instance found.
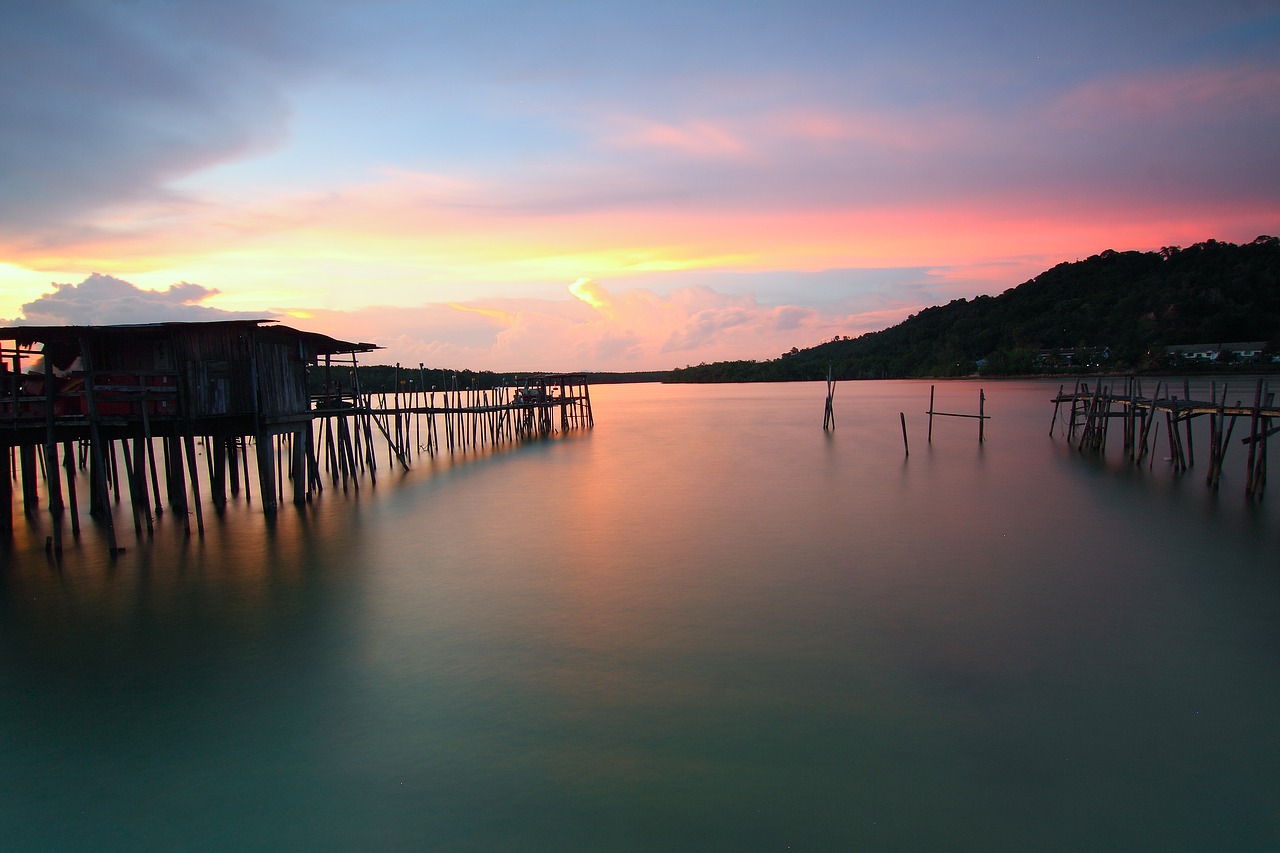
[2,322,593,555]
[1051,377,1274,496]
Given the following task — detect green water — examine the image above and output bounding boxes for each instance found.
[3,380,1279,850]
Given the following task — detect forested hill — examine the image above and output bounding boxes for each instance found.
[668,236,1280,382]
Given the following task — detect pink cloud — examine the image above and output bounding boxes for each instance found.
[606,118,750,157]
[771,108,944,151]
[286,279,904,372]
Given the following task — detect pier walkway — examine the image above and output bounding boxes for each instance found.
[2,322,592,555]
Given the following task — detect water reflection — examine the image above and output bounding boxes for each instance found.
[3,380,1280,850]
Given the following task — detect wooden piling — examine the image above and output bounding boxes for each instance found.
[62,440,79,534]
[211,436,228,507]
[184,432,205,534]
[1182,379,1195,466]
[0,439,10,539]
[927,385,935,443]
[20,446,38,513]
[823,365,836,431]
[79,340,119,555]
[256,433,278,512]
[1245,379,1263,497]
[1049,384,1064,436]
[292,425,308,506]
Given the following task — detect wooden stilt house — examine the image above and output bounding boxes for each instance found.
[2,320,378,543]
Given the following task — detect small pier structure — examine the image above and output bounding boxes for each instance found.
[1050,377,1275,496]
[2,322,593,553]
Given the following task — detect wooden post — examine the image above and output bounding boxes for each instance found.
[256,432,278,512]
[927,385,935,443]
[900,412,909,456]
[43,367,64,513]
[78,338,119,555]
[292,425,307,506]
[823,364,835,431]
[127,437,153,534]
[63,440,79,534]
[1182,379,1195,467]
[1138,382,1161,461]
[211,434,228,507]
[394,363,403,455]
[184,432,205,534]
[121,440,144,535]
[0,438,10,540]
[1049,384,1064,436]
[1245,379,1263,497]
[227,436,241,498]
[20,446,38,513]
[1207,385,1222,490]
[978,389,986,442]
[140,405,162,514]
[1067,380,1082,440]
[1256,393,1271,497]
[306,424,323,496]
[164,436,188,512]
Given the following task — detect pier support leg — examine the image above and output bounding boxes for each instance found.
[20,446,38,514]
[292,425,308,506]
[62,441,79,534]
[211,435,227,508]
[165,437,188,513]
[227,437,241,498]
[184,433,205,535]
[1246,380,1263,498]
[1,441,11,541]
[256,432,278,514]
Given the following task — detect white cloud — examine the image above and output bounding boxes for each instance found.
[5,274,268,326]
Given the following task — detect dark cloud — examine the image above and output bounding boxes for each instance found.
[0,1,338,233]
[6,273,270,325]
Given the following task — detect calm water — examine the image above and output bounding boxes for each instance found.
[3,379,1279,851]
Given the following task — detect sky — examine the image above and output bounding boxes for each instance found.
[1,0,1277,371]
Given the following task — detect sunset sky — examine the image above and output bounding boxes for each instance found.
[2,0,1277,371]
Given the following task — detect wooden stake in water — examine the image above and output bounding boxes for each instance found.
[822,365,836,431]
[928,385,935,443]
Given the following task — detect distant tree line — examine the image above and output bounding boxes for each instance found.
[307,364,510,395]
[669,236,1280,382]
[307,365,671,395]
